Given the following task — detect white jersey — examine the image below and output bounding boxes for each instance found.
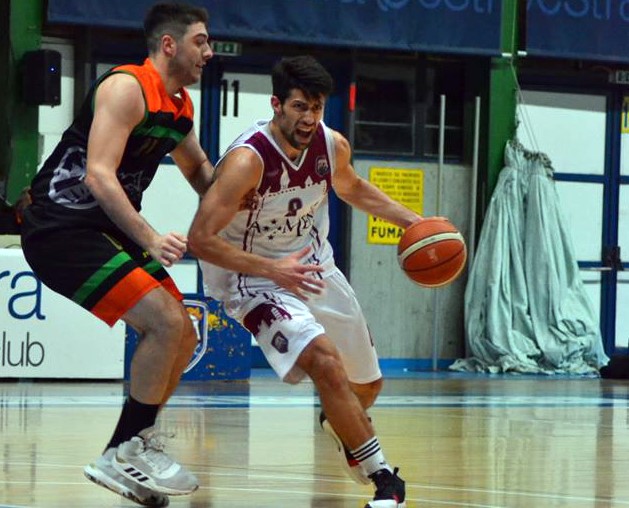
[201,120,337,302]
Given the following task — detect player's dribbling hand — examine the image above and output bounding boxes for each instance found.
[150,232,188,267]
[270,246,326,300]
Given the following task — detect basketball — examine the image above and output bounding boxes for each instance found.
[397,218,467,288]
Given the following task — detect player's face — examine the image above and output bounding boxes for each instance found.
[169,22,213,86]
[273,89,325,151]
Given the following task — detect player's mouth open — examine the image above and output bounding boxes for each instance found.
[296,128,312,138]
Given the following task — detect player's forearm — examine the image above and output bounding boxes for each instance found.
[85,172,158,250]
[189,234,276,278]
[341,180,421,228]
[188,160,216,196]
[374,201,421,229]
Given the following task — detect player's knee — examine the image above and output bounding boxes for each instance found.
[145,302,189,347]
[369,377,383,394]
[310,351,347,392]
[179,308,197,354]
[355,378,383,408]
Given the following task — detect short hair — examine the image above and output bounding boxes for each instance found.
[272,56,334,104]
[144,2,209,54]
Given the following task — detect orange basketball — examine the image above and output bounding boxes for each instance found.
[397,218,467,288]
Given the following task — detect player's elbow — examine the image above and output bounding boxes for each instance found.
[83,166,111,196]
[187,226,206,259]
[83,171,98,193]
[188,223,218,261]
[333,183,361,208]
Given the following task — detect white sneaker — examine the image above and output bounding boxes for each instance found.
[84,448,169,507]
[112,427,199,495]
[319,412,371,485]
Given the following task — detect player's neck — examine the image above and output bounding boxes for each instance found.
[269,122,303,162]
[149,56,183,97]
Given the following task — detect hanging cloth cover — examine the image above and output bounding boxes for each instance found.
[451,141,608,375]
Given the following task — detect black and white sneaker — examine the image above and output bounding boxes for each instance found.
[365,467,406,508]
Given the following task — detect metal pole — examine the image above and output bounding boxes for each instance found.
[431,95,446,371]
[469,96,481,267]
[465,96,481,358]
[436,95,445,215]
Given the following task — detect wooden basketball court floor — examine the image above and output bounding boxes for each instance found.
[2,369,629,508]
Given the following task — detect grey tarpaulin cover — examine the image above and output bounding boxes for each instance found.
[450,141,609,375]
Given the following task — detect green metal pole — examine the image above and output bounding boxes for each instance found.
[0,0,10,206]
[483,0,519,202]
[1,0,43,205]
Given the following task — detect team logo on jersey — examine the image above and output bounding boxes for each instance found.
[315,156,330,177]
[244,302,292,336]
[271,331,289,354]
[285,198,303,217]
[49,147,98,209]
[119,171,150,205]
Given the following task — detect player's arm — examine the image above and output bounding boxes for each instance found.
[331,130,422,228]
[188,148,324,299]
[84,74,186,267]
[171,130,257,208]
[170,129,215,196]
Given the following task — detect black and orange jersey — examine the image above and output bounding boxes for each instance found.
[29,58,194,224]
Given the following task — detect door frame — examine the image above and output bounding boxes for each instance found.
[519,77,627,355]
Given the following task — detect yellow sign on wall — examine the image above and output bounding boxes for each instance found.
[623,97,629,134]
[367,167,423,245]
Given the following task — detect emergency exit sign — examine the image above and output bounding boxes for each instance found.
[212,41,242,57]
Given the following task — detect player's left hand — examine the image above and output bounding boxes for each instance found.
[406,215,448,228]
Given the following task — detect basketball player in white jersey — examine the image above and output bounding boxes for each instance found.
[189,55,423,508]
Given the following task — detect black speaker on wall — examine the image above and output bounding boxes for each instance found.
[21,49,61,106]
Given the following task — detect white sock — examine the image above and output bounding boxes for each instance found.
[350,436,393,476]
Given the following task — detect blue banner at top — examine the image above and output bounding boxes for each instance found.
[527,0,629,63]
[47,0,502,56]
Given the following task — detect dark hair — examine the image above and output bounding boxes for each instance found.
[272,56,334,104]
[144,2,209,54]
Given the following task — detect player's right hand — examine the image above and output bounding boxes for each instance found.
[270,246,325,300]
[149,232,188,267]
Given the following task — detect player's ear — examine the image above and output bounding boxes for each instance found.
[162,34,177,57]
[271,96,282,114]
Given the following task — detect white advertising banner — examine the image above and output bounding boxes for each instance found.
[0,249,125,379]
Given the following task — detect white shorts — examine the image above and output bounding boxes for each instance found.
[223,269,382,384]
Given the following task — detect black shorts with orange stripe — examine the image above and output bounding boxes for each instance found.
[20,204,183,327]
